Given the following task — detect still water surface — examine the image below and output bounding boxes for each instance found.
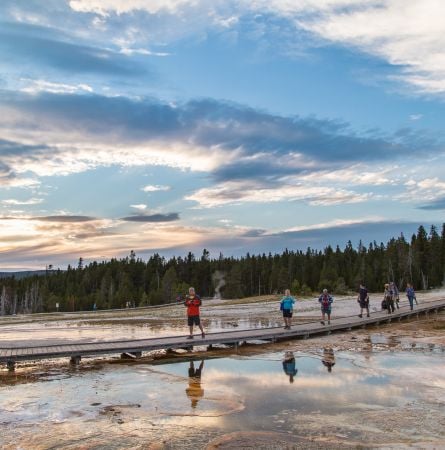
[1,348,444,449]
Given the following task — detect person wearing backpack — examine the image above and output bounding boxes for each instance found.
[280,289,296,329]
[357,283,370,318]
[390,281,400,309]
[318,288,333,325]
[383,283,394,314]
[406,283,417,310]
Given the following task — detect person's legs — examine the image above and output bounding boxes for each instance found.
[187,316,194,338]
[327,312,331,324]
[408,297,414,310]
[320,311,325,325]
[196,317,205,337]
[390,300,395,313]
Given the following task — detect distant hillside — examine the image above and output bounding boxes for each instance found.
[0,270,48,280]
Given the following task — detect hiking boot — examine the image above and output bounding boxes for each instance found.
[187,335,194,339]
[320,321,325,325]
[367,313,370,317]
[328,320,331,325]
[358,314,362,318]
[201,332,205,339]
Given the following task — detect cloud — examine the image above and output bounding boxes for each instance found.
[2,198,43,206]
[33,215,97,222]
[69,0,196,16]
[130,204,147,210]
[1,92,433,180]
[186,180,372,208]
[0,21,148,76]
[281,0,445,95]
[20,79,94,95]
[56,0,445,96]
[418,197,445,210]
[141,184,171,192]
[120,213,180,222]
[398,177,445,205]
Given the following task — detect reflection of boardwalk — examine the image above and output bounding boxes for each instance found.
[1,298,444,369]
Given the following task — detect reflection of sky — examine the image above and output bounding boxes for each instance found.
[1,350,444,448]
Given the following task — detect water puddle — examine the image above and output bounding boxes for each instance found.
[1,348,444,449]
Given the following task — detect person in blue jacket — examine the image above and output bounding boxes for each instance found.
[280,289,296,329]
[406,283,417,310]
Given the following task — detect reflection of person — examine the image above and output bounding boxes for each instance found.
[318,289,333,325]
[406,283,417,310]
[186,360,205,408]
[282,351,298,383]
[322,347,335,372]
[184,287,205,339]
[357,283,370,318]
[280,289,296,329]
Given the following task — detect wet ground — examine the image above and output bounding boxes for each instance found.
[1,291,444,449]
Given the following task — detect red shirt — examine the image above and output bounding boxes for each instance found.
[185,295,201,316]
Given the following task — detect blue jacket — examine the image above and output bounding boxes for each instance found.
[280,296,296,310]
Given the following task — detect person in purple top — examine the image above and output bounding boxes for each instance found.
[318,288,333,325]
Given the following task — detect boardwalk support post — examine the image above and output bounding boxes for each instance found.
[6,359,15,372]
[70,355,81,365]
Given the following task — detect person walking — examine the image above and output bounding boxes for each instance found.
[184,287,205,339]
[406,283,417,310]
[318,288,333,325]
[383,283,395,314]
[280,289,296,329]
[357,283,370,318]
[390,281,400,309]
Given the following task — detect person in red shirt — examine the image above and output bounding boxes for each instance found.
[185,287,205,339]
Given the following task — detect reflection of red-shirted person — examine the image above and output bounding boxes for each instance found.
[185,287,205,339]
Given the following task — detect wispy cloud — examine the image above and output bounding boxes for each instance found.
[0,21,148,76]
[2,198,43,206]
[130,204,148,211]
[33,215,97,222]
[141,184,171,192]
[120,213,179,222]
[61,0,445,96]
[20,79,93,95]
[186,180,371,208]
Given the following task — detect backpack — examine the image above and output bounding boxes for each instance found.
[321,294,330,308]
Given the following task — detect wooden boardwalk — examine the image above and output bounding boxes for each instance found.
[1,298,444,370]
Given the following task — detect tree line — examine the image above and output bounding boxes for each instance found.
[0,224,444,315]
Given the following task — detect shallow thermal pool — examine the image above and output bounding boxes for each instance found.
[1,348,444,449]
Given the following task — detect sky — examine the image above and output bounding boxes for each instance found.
[1,0,445,270]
